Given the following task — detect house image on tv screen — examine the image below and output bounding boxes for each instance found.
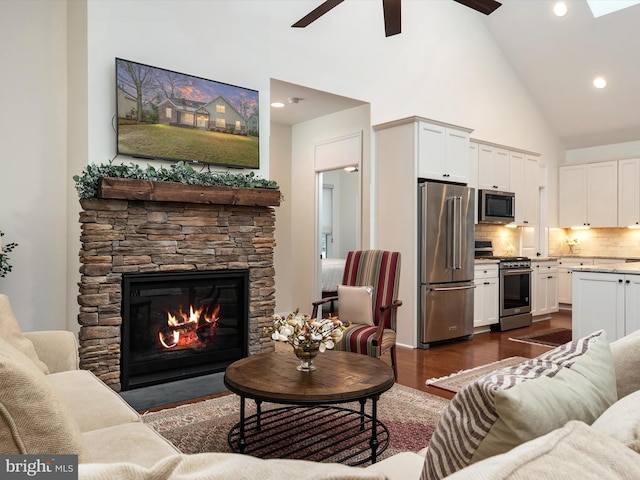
[115,58,260,169]
[156,96,252,135]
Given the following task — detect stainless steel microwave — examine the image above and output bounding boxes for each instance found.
[478,189,515,224]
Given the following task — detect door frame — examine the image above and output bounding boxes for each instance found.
[313,131,363,300]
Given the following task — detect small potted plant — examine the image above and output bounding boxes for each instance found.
[0,230,18,278]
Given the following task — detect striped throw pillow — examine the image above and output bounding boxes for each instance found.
[422,330,617,480]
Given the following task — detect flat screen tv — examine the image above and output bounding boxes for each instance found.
[116,58,259,169]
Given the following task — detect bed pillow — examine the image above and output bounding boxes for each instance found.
[337,285,374,326]
[0,294,49,374]
[423,330,617,480]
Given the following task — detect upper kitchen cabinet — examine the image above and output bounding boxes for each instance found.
[417,120,472,184]
[618,158,640,227]
[558,161,618,227]
[477,144,509,191]
[509,151,539,225]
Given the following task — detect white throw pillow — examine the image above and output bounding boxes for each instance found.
[423,330,617,480]
[0,294,49,374]
[337,285,374,326]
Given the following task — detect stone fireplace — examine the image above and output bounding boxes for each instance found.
[77,180,279,391]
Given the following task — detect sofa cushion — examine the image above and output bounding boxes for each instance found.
[442,421,640,480]
[78,452,388,480]
[423,330,617,480]
[0,294,49,374]
[47,370,140,432]
[82,422,181,467]
[0,337,88,460]
[592,388,640,452]
[609,327,640,398]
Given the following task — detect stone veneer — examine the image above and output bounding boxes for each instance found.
[77,197,277,391]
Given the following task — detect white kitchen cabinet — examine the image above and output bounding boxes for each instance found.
[509,152,539,225]
[532,260,558,316]
[618,158,640,227]
[557,257,593,305]
[572,271,640,342]
[418,121,470,184]
[477,144,509,191]
[468,142,479,190]
[474,264,499,328]
[558,161,618,227]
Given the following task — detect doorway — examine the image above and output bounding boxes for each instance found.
[314,132,363,302]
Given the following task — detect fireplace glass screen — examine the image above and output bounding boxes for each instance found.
[121,270,248,390]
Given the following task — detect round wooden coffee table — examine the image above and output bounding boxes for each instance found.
[223,349,395,465]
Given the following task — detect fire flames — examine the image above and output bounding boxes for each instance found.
[158,303,220,349]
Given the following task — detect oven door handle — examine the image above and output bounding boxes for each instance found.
[501,268,532,274]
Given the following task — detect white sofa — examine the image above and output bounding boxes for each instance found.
[4,287,640,480]
[0,294,422,480]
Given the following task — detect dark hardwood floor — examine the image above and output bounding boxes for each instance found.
[386,310,571,400]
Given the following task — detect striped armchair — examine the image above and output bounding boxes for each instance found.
[312,250,402,378]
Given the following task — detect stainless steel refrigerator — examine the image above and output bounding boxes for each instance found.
[418,181,475,348]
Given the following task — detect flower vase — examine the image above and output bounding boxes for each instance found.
[293,342,320,371]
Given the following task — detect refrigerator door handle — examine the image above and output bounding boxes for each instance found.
[429,285,477,292]
[455,196,462,270]
[447,197,454,270]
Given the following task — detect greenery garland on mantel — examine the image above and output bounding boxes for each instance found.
[73,161,279,200]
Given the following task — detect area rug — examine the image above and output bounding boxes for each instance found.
[510,328,573,347]
[425,357,529,394]
[141,383,449,465]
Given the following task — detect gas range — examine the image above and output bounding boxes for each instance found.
[481,256,531,269]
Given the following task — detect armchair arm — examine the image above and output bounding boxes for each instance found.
[23,330,79,373]
[311,296,339,319]
[372,300,403,347]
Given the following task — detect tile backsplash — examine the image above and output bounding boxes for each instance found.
[549,227,640,258]
[474,224,521,256]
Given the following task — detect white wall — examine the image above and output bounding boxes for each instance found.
[1,0,565,338]
[269,122,293,313]
[0,0,69,331]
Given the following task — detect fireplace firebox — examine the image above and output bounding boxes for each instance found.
[121,270,249,390]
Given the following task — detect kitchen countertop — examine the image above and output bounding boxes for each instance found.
[474,259,499,265]
[549,255,640,261]
[572,263,640,275]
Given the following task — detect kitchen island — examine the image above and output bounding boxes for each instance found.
[572,262,640,342]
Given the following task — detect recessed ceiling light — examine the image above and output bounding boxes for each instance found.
[553,2,568,17]
[593,77,607,89]
[271,102,285,108]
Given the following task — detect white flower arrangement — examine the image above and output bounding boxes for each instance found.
[265,308,347,352]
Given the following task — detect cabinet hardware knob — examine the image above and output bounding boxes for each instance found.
[619,279,623,283]
[626,280,631,284]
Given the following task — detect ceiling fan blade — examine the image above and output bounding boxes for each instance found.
[453,0,502,15]
[382,0,401,37]
[292,0,345,28]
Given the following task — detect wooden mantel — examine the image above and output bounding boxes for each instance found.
[97,177,281,207]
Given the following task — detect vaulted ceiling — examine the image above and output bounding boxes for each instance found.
[271,0,640,151]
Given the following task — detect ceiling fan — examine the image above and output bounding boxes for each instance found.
[292,0,502,37]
